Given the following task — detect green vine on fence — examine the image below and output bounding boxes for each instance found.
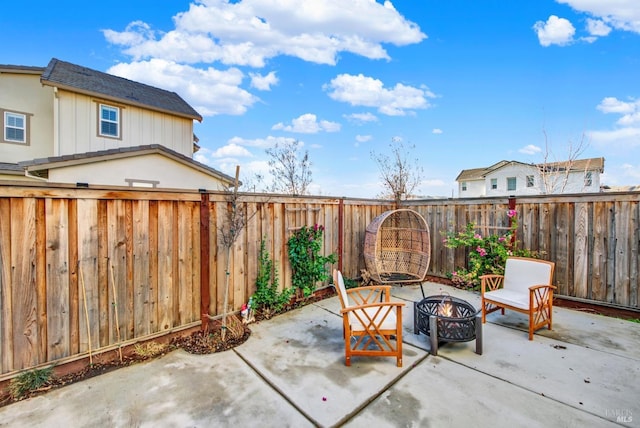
[251,238,294,318]
[441,210,539,289]
[287,224,337,297]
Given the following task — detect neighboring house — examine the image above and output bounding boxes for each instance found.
[456,157,605,197]
[0,58,235,190]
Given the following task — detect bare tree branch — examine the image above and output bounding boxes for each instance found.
[538,131,590,194]
[266,140,312,195]
[371,137,424,202]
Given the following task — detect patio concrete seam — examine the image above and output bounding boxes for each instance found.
[333,352,432,428]
[311,301,341,317]
[432,353,617,426]
[231,347,320,427]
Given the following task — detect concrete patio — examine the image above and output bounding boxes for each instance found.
[0,282,638,427]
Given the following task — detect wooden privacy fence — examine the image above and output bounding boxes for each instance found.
[0,183,638,377]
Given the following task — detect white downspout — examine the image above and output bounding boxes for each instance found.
[53,86,60,156]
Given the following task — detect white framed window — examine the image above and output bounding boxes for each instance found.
[584,171,593,187]
[99,104,120,138]
[526,175,535,187]
[461,182,467,191]
[507,177,517,191]
[3,111,27,144]
[491,178,497,190]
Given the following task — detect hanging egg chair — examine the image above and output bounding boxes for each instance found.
[363,209,431,284]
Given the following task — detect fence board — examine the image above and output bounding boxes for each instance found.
[11,198,39,370]
[631,201,639,308]
[573,202,589,299]
[591,201,608,302]
[0,198,13,372]
[148,200,159,333]
[77,199,100,354]
[178,202,193,324]
[157,201,174,331]
[67,200,79,356]
[107,200,128,343]
[245,202,259,298]
[614,201,631,306]
[97,200,109,347]
[45,198,71,361]
[132,200,150,336]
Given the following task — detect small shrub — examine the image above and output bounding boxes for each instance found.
[287,224,337,297]
[9,366,54,400]
[442,210,541,289]
[251,238,294,316]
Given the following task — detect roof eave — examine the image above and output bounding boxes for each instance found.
[40,80,203,122]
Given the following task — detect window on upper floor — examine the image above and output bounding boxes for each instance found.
[2,110,29,145]
[507,177,517,191]
[461,182,467,191]
[99,104,121,139]
[490,178,497,190]
[584,171,593,187]
[526,175,535,187]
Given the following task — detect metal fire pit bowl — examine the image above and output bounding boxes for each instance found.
[413,294,482,356]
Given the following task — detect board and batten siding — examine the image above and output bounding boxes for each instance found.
[55,89,194,157]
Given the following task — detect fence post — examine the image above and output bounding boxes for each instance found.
[199,191,210,332]
[338,198,344,273]
[508,196,517,245]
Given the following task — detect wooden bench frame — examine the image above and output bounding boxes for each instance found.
[333,270,404,367]
[481,257,556,340]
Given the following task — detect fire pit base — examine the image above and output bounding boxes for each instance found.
[413,295,483,356]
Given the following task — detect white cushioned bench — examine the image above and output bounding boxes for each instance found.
[481,257,556,340]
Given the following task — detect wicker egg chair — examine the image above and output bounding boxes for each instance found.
[364,209,431,284]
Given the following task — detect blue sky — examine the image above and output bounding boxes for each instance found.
[3,0,639,197]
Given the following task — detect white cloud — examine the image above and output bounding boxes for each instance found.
[356,134,372,143]
[589,96,640,151]
[249,71,278,90]
[228,135,298,149]
[344,112,379,123]
[533,15,576,46]
[102,1,426,120]
[324,73,435,116]
[596,97,640,125]
[621,163,640,180]
[588,127,640,147]
[107,59,257,116]
[519,144,543,155]
[210,143,253,158]
[272,113,341,133]
[557,0,640,34]
[432,128,443,134]
[597,97,636,113]
[586,18,612,36]
[103,0,425,67]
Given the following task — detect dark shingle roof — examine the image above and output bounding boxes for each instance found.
[0,64,46,74]
[40,58,202,121]
[0,162,24,175]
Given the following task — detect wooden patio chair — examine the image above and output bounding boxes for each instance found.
[332,269,404,367]
[481,257,556,340]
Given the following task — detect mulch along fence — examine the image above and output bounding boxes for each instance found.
[0,182,638,377]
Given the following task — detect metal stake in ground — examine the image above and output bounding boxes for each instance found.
[78,260,93,365]
[108,257,123,363]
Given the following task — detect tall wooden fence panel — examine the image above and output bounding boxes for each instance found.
[0,183,638,378]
